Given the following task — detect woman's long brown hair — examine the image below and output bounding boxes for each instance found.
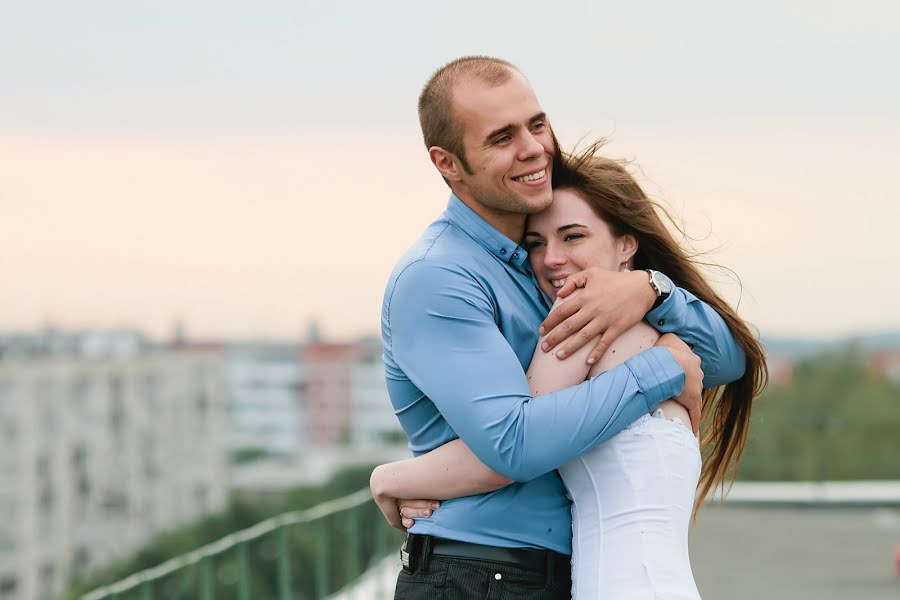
[554,140,768,515]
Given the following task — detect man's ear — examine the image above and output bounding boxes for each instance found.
[429,147,463,182]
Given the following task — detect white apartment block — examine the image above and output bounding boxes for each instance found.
[349,340,405,448]
[224,343,306,458]
[0,347,228,600]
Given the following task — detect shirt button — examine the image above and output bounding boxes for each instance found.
[500,248,507,255]
[512,252,519,259]
[657,319,665,326]
[494,573,502,581]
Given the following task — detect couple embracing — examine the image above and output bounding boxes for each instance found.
[370,56,767,600]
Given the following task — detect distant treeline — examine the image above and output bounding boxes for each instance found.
[738,348,899,481]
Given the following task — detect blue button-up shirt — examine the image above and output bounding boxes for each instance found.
[382,194,745,553]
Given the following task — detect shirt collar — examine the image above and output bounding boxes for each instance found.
[445,194,530,269]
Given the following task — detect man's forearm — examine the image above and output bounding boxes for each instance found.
[647,284,746,386]
[462,348,684,482]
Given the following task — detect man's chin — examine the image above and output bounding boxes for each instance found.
[522,189,553,213]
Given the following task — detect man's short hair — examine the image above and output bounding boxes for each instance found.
[418,56,519,175]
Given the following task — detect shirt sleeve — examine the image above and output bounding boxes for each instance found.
[388,261,685,482]
[646,274,747,387]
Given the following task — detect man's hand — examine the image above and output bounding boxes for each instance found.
[655,333,703,434]
[539,268,656,365]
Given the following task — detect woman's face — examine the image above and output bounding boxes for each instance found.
[524,188,636,299]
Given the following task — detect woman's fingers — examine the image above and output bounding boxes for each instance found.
[399,499,440,519]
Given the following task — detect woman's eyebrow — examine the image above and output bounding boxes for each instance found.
[557,223,587,232]
[524,223,586,237]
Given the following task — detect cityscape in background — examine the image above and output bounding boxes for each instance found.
[0,326,410,600]
[1,325,898,599]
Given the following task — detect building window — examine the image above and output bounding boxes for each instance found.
[0,575,18,598]
[74,546,91,576]
[38,564,54,597]
[109,375,125,432]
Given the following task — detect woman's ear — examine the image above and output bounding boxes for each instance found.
[618,233,638,270]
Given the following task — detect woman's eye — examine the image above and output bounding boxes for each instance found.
[532,122,546,131]
[564,234,583,242]
[524,240,544,250]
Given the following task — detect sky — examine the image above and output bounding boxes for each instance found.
[1,0,898,342]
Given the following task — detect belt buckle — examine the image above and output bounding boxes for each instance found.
[400,534,411,569]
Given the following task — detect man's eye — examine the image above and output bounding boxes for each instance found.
[495,135,512,144]
[532,122,546,131]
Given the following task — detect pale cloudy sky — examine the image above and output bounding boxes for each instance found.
[1,1,897,341]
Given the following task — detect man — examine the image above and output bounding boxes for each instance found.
[380,56,745,598]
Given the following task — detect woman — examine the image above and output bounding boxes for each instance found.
[371,144,768,599]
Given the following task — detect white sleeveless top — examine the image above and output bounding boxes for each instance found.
[559,410,703,600]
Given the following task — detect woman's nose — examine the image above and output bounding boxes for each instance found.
[543,244,566,267]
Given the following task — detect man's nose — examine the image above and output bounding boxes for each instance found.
[518,130,545,160]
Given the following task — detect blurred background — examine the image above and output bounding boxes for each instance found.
[1,1,898,598]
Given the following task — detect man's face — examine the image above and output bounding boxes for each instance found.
[449,72,556,234]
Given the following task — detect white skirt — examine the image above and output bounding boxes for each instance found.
[559,411,702,600]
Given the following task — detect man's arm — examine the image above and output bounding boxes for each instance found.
[645,274,745,387]
[387,261,685,482]
[539,268,746,387]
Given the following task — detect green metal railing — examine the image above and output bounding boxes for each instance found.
[82,489,404,600]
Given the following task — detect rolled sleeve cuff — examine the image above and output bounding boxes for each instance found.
[624,346,686,411]
[646,274,685,333]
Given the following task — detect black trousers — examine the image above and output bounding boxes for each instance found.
[394,535,572,600]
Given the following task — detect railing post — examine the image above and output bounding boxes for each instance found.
[202,556,215,600]
[237,541,250,600]
[315,517,330,599]
[140,578,152,600]
[348,504,361,585]
[277,526,293,600]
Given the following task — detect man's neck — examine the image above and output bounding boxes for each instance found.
[452,190,525,243]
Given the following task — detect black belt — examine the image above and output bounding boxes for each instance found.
[404,533,569,574]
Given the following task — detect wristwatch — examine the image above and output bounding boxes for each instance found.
[645,269,671,310]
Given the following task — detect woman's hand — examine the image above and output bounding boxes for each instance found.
[540,268,656,365]
[373,495,439,531]
[397,499,440,529]
[370,464,440,530]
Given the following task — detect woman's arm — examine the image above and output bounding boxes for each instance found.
[371,299,601,508]
[370,439,513,530]
[371,439,513,503]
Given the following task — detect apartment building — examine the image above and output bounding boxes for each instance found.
[0,334,228,600]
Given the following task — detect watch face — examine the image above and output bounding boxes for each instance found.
[652,271,672,295]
